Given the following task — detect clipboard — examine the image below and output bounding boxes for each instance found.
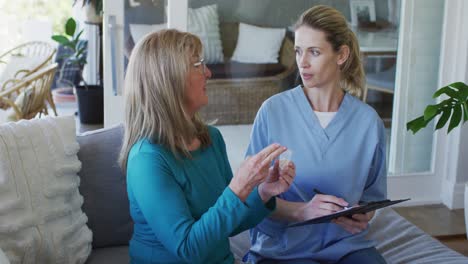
[288,198,410,227]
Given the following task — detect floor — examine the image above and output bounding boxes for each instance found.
[394,205,468,256]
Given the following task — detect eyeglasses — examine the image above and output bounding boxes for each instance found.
[193,58,207,75]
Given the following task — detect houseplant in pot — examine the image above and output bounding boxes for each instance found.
[406,81,468,239]
[52,17,103,124]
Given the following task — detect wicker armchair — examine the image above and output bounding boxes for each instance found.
[199,23,296,125]
[0,63,58,123]
[0,41,56,91]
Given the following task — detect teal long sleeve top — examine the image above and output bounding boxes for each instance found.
[127,126,275,264]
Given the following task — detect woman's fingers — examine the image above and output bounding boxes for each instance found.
[316,194,349,208]
[250,143,282,163]
[318,201,344,212]
[260,146,287,168]
[334,215,369,233]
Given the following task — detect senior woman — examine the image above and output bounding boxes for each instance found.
[118,29,296,264]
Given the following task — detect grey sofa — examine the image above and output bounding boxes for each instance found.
[77,125,467,264]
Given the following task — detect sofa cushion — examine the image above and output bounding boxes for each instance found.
[231,23,286,64]
[77,124,133,248]
[188,4,224,63]
[129,23,166,44]
[208,61,285,79]
[0,116,92,263]
[85,246,129,264]
[0,54,44,85]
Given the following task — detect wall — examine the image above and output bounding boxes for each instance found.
[438,0,468,209]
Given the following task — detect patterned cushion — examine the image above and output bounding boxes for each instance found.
[126,5,224,64]
[0,116,92,263]
[188,5,224,63]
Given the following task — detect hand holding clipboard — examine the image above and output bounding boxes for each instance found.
[288,188,410,227]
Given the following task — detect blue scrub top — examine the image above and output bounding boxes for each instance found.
[246,86,387,263]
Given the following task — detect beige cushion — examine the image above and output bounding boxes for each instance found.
[0,54,44,85]
[0,88,34,123]
[0,116,92,263]
[231,23,286,64]
[129,23,166,44]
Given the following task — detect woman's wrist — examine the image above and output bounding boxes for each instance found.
[292,203,308,221]
[228,181,252,202]
[258,183,273,203]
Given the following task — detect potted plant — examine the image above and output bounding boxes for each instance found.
[406,82,468,134]
[52,17,103,124]
[74,0,103,24]
[406,81,468,239]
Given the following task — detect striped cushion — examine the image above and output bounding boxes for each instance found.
[188,5,224,63]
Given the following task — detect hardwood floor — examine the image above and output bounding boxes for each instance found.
[394,204,468,256]
[436,235,468,257]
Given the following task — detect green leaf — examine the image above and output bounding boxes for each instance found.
[407,116,429,134]
[65,18,77,37]
[452,82,468,99]
[433,86,459,99]
[436,107,452,130]
[448,104,463,133]
[449,82,468,91]
[51,35,70,45]
[463,101,468,123]
[74,30,84,43]
[436,98,452,108]
[423,104,438,121]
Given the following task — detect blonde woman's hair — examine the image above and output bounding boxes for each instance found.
[119,29,211,172]
[295,5,365,97]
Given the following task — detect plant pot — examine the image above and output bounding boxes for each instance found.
[75,85,103,124]
[84,4,102,24]
[52,87,76,103]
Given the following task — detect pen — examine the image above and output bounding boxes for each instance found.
[313,188,351,210]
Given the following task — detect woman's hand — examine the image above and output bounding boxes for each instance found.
[295,194,349,221]
[332,211,375,234]
[258,159,296,202]
[229,144,286,201]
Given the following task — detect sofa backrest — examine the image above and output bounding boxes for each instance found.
[77,124,133,249]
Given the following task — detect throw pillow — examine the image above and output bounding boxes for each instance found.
[0,116,92,263]
[77,124,133,248]
[129,23,167,44]
[188,5,224,63]
[231,23,286,64]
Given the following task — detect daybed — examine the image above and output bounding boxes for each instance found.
[199,22,296,125]
[126,21,296,125]
[0,117,466,264]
